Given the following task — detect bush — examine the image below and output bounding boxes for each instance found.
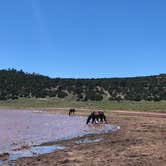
[86,92,103,101]
[57,91,68,98]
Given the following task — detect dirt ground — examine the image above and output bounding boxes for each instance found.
[8,110,166,166]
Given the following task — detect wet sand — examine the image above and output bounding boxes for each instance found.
[12,109,166,166]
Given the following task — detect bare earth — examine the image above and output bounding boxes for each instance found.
[6,110,166,166]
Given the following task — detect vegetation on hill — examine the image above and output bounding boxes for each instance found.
[0,69,166,101]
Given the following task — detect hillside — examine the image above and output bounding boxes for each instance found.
[0,69,166,101]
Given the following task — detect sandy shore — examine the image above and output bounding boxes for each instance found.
[2,110,166,166]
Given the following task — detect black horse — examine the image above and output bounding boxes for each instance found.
[69,108,76,116]
[86,111,107,124]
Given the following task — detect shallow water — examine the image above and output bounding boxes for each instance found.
[9,145,65,161]
[0,145,65,165]
[75,138,103,144]
[0,109,119,154]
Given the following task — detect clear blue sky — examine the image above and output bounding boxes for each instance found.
[0,0,166,78]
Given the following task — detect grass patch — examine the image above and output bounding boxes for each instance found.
[0,98,166,112]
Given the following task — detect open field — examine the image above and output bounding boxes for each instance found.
[1,98,166,112]
[0,99,166,165]
[8,109,166,166]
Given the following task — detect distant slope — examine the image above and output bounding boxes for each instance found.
[0,69,166,101]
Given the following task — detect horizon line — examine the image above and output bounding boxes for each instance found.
[0,68,165,79]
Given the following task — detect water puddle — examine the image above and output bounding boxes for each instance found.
[0,145,65,165]
[0,109,120,164]
[0,109,119,154]
[75,138,103,144]
[9,145,65,161]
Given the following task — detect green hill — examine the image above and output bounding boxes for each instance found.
[0,69,166,101]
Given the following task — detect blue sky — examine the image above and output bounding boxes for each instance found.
[0,0,166,78]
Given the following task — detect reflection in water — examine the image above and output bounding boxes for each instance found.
[0,109,119,154]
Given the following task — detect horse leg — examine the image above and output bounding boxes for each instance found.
[86,115,91,124]
[92,116,96,124]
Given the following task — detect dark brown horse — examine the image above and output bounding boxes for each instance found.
[69,109,76,116]
[86,111,107,124]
